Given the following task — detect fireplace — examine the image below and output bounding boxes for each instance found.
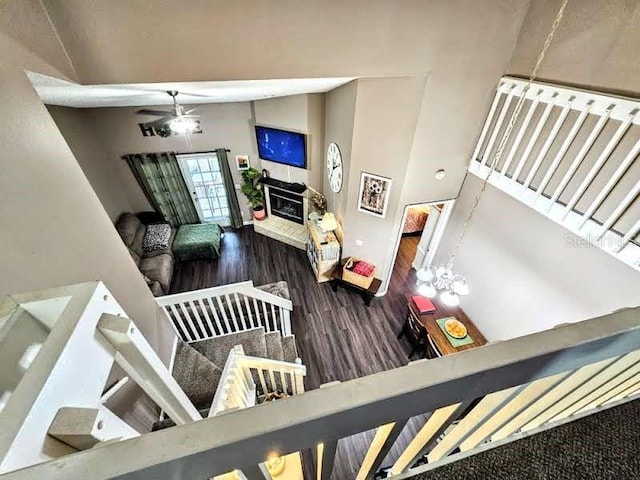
[268,187,304,225]
[254,177,309,250]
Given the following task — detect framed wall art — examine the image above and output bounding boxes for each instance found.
[235,155,250,171]
[357,172,392,218]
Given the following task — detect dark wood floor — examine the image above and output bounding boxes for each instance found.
[171,227,421,387]
[171,227,427,478]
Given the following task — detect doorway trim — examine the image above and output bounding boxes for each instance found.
[379,199,456,296]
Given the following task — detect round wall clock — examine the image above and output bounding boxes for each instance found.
[326,142,343,193]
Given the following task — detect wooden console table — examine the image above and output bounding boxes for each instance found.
[330,261,382,307]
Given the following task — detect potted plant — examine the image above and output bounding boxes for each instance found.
[241,167,266,221]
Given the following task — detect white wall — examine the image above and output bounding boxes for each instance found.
[341,77,426,280]
[507,0,640,94]
[0,29,175,430]
[434,175,640,341]
[0,0,76,81]
[432,0,640,342]
[42,0,530,85]
[47,106,133,221]
[307,94,326,192]
[323,81,357,225]
[86,102,259,221]
[253,94,325,191]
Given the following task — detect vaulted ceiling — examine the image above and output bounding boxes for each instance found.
[38,0,529,85]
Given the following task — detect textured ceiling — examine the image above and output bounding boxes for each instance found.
[27,72,355,108]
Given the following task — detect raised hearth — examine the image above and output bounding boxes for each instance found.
[254,177,308,250]
[253,215,307,250]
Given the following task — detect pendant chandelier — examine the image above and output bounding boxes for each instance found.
[415,0,569,307]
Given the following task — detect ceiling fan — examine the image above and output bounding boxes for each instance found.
[136,90,200,133]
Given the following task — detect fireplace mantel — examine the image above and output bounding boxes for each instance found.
[258,177,307,195]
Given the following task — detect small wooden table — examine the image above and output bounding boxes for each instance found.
[407,296,487,355]
[330,261,382,307]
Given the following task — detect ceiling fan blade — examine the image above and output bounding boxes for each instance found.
[136,109,172,116]
[176,91,212,98]
[142,116,174,127]
[184,108,198,115]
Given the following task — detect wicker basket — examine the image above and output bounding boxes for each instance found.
[342,257,376,289]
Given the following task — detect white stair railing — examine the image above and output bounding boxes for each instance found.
[469,76,640,272]
[3,283,639,480]
[209,346,256,417]
[208,346,306,417]
[5,305,639,480]
[0,282,201,475]
[156,281,293,342]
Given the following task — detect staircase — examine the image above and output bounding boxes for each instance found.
[159,326,303,419]
[155,319,307,479]
[155,279,300,422]
[156,282,307,478]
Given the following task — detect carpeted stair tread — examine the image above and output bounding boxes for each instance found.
[282,335,298,363]
[265,332,284,361]
[256,281,290,300]
[172,340,221,411]
[152,408,210,431]
[190,327,267,367]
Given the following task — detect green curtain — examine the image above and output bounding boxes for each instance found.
[216,148,244,229]
[124,152,199,227]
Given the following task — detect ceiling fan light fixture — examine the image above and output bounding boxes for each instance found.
[169,116,199,134]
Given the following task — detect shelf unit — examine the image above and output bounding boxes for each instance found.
[306,221,340,283]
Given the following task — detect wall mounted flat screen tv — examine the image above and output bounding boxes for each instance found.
[255,125,307,169]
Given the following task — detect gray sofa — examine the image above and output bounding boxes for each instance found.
[115,213,176,296]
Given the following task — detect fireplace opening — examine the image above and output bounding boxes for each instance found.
[269,187,304,225]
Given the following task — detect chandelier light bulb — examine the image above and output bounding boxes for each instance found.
[441,290,460,307]
[416,266,435,283]
[416,268,430,282]
[417,282,437,298]
[416,264,469,302]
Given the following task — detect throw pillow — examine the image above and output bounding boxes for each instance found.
[141,274,153,285]
[142,223,172,252]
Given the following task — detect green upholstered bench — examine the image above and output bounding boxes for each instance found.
[172,223,223,262]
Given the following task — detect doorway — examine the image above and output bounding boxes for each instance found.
[177,152,231,226]
[383,201,455,295]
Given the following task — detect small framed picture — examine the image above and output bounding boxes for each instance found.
[357,172,392,218]
[236,155,250,171]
